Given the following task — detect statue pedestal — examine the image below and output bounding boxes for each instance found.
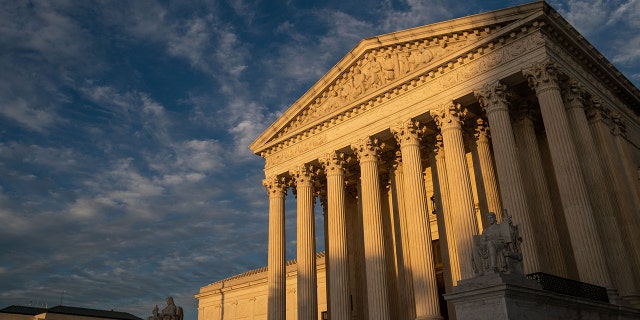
[444,273,640,320]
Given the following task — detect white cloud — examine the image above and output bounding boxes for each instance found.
[0,98,59,132]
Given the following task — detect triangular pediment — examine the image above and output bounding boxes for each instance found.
[250,1,546,155]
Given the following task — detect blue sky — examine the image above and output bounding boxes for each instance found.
[0,0,638,319]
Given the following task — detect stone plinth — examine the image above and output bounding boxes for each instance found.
[445,273,640,320]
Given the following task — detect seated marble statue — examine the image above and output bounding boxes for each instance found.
[149,297,183,320]
[472,210,522,276]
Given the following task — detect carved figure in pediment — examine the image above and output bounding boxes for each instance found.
[415,47,434,68]
[381,53,396,84]
[397,50,409,74]
[338,77,352,103]
[404,50,417,74]
[366,55,382,89]
[352,68,366,98]
[326,90,340,112]
[472,210,523,276]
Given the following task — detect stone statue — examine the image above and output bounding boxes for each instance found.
[149,297,183,320]
[472,210,523,276]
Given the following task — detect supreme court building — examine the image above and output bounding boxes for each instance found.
[196,1,640,319]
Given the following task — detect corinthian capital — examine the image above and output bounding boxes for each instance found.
[522,58,560,93]
[390,119,426,147]
[474,81,511,114]
[428,134,445,157]
[289,164,317,188]
[611,111,627,137]
[263,175,288,197]
[432,101,467,131]
[562,78,585,110]
[586,96,610,123]
[351,136,383,163]
[474,118,491,142]
[319,151,347,176]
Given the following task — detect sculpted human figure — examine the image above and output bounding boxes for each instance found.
[149,297,183,320]
[473,212,505,274]
[381,53,395,83]
[367,55,382,88]
[352,68,365,98]
[162,297,177,318]
[472,210,522,276]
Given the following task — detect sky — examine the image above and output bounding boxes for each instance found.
[0,0,638,319]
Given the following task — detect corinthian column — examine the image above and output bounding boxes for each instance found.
[523,59,611,288]
[432,103,477,280]
[473,118,502,216]
[319,152,350,320]
[511,102,566,277]
[587,98,640,288]
[563,81,637,298]
[474,81,539,274]
[429,134,460,285]
[351,137,390,320]
[289,164,318,320]
[611,112,640,208]
[263,175,288,320]
[391,120,442,320]
[389,153,416,320]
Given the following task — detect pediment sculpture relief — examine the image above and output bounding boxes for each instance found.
[472,210,523,276]
[276,31,486,140]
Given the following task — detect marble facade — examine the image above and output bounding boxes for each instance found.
[197,1,640,319]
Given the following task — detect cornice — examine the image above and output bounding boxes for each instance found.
[540,5,640,116]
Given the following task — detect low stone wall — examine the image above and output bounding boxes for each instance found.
[445,273,640,320]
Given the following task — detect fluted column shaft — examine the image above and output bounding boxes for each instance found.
[290,165,318,320]
[587,101,640,286]
[611,113,640,211]
[263,175,288,320]
[474,81,538,273]
[511,106,567,277]
[351,137,390,320]
[523,60,611,287]
[473,118,503,216]
[433,103,477,280]
[390,156,416,320]
[391,120,442,320]
[319,152,351,320]
[432,135,460,285]
[563,83,636,296]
